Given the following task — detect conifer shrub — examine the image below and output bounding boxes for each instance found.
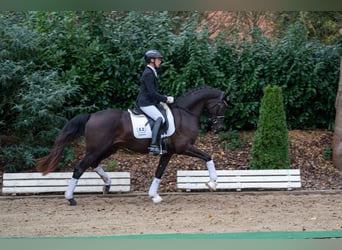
[250,85,290,169]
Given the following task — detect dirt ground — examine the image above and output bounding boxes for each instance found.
[72,130,342,192]
[1,191,342,238]
[1,130,342,238]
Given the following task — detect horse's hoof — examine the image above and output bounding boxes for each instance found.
[205,180,217,191]
[68,198,77,206]
[103,185,111,194]
[152,194,163,203]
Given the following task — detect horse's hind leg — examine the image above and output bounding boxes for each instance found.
[94,165,112,194]
[65,153,104,206]
[93,148,118,194]
[65,163,87,206]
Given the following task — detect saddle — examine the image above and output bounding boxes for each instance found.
[130,103,169,133]
[128,103,175,140]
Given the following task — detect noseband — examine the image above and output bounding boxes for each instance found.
[209,92,228,124]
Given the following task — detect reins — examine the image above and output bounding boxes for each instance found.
[171,103,196,117]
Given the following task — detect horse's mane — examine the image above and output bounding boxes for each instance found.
[175,86,218,102]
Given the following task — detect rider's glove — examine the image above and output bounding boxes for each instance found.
[167,96,174,104]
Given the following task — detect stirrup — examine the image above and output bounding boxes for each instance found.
[148,145,161,155]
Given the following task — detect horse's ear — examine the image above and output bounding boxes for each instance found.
[223,92,229,106]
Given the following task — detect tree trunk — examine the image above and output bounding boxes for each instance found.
[332,28,342,170]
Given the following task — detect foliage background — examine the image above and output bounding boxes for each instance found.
[0,11,341,171]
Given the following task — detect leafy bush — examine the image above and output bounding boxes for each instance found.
[0,12,84,171]
[215,23,340,130]
[250,85,290,169]
[217,130,245,151]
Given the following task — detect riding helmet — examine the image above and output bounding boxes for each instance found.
[144,50,162,63]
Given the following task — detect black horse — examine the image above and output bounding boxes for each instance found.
[36,87,228,205]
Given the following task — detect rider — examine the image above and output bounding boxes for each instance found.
[136,50,174,155]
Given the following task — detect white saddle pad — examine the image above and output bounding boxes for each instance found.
[128,103,175,139]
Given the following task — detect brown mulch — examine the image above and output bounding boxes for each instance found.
[65,130,342,193]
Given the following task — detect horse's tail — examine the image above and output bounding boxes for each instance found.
[36,114,91,175]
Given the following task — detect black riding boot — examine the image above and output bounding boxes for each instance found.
[149,117,163,155]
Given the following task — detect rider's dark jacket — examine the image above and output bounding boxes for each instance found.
[137,66,167,107]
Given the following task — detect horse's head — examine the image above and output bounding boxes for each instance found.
[207,91,228,133]
[175,87,229,133]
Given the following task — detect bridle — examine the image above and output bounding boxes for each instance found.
[208,92,228,125]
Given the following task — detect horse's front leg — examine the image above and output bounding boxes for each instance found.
[183,145,218,191]
[149,153,173,203]
[94,165,112,194]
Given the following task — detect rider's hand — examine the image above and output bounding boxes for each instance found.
[167,96,174,104]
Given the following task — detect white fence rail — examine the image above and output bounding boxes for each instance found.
[2,172,130,195]
[177,169,301,192]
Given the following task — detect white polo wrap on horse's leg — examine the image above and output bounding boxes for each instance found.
[94,165,111,185]
[206,160,217,180]
[149,177,160,197]
[65,178,78,200]
[149,177,162,203]
[206,160,218,191]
